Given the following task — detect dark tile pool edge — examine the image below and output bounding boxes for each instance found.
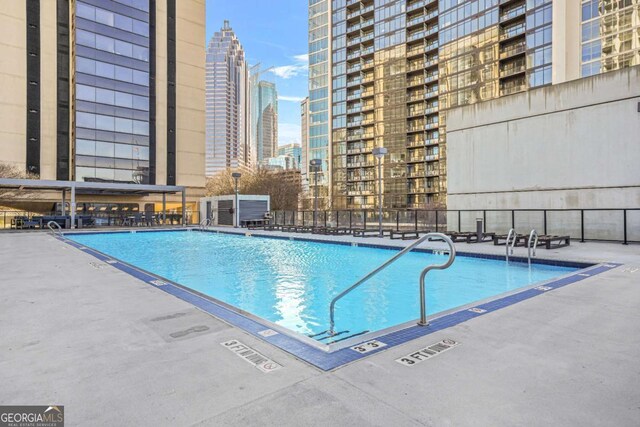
[58,233,621,371]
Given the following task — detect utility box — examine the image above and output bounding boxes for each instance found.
[199,195,270,227]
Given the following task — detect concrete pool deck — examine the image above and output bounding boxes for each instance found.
[0,230,639,426]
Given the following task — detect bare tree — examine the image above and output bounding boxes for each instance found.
[206,168,301,210]
[0,163,38,198]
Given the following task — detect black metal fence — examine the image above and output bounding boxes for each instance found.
[270,209,640,244]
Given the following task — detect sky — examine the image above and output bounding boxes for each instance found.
[206,0,308,147]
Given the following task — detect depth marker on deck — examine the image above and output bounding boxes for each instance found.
[221,339,282,373]
[395,339,460,366]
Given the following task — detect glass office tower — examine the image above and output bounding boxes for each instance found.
[308,0,332,208]
[74,0,151,183]
[252,81,279,163]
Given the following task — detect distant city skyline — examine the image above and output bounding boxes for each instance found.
[206,0,307,148]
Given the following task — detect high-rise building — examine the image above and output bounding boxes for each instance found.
[300,97,310,191]
[277,143,302,169]
[251,80,278,163]
[0,0,205,192]
[206,20,250,176]
[307,0,331,208]
[313,0,640,210]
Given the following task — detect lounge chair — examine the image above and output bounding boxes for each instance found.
[352,228,393,237]
[493,233,527,246]
[466,232,496,243]
[390,229,433,240]
[536,235,570,249]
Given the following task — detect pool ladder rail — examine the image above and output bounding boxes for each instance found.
[199,218,212,230]
[47,221,62,237]
[505,228,517,262]
[527,229,539,266]
[326,232,456,337]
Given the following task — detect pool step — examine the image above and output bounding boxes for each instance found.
[326,330,370,345]
[308,329,350,340]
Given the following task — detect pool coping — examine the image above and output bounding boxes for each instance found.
[59,228,621,371]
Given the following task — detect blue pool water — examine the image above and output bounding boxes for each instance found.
[68,231,578,339]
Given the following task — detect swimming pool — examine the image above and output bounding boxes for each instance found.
[67,230,581,344]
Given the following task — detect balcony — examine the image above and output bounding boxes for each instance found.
[347,107,362,114]
[424,41,439,53]
[500,23,526,41]
[347,77,362,87]
[407,77,425,87]
[347,161,375,168]
[407,91,425,102]
[500,4,526,23]
[425,88,439,99]
[347,91,362,101]
[499,42,526,59]
[424,72,438,83]
[346,145,374,154]
[500,83,526,96]
[500,62,526,78]
[348,175,375,181]
[407,60,425,72]
[347,62,362,73]
[407,0,426,12]
[361,90,374,98]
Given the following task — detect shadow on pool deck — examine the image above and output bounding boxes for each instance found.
[0,232,638,426]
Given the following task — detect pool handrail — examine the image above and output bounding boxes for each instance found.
[328,232,456,336]
[528,229,539,266]
[47,220,62,237]
[199,218,211,230]
[506,228,516,262]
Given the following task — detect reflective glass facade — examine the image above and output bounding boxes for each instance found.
[308,0,331,207]
[581,0,640,77]
[252,81,279,163]
[74,0,151,183]
[325,0,559,209]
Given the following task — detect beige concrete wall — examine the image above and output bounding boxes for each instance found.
[40,0,58,180]
[552,0,581,84]
[175,0,205,189]
[155,0,168,185]
[446,66,640,239]
[0,6,27,169]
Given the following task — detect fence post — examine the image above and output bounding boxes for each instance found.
[435,210,439,232]
[458,210,461,233]
[364,210,367,230]
[623,209,628,245]
[396,210,399,231]
[483,210,486,233]
[543,210,547,235]
[337,211,340,228]
[349,210,352,229]
[511,210,515,229]
[324,211,327,227]
[580,209,585,243]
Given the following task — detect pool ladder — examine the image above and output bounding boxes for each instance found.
[527,229,539,266]
[326,232,456,336]
[199,218,212,230]
[47,221,62,237]
[505,228,517,262]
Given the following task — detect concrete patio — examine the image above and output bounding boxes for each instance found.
[0,230,638,426]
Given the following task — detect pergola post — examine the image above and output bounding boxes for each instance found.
[181,190,186,226]
[70,185,76,229]
[162,193,166,225]
[61,190,66,215]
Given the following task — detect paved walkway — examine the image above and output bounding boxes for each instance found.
[0,231,638,426]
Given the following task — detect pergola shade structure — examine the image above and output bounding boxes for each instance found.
[0,179,187,227]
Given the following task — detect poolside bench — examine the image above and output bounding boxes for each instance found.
[466,232,496,243]
[493,234,528,246]
[537,235,571,249]
[352,228,393,237]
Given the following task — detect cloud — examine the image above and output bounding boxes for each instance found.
[270,54,308,79]
[278,123,302,146]
[279,95,305,102]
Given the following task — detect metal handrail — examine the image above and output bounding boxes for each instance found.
[506,228,516,262]
[47,221,62,237]
[199,218,212,230]
[528,229,539,266]
[328,232,456,335]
